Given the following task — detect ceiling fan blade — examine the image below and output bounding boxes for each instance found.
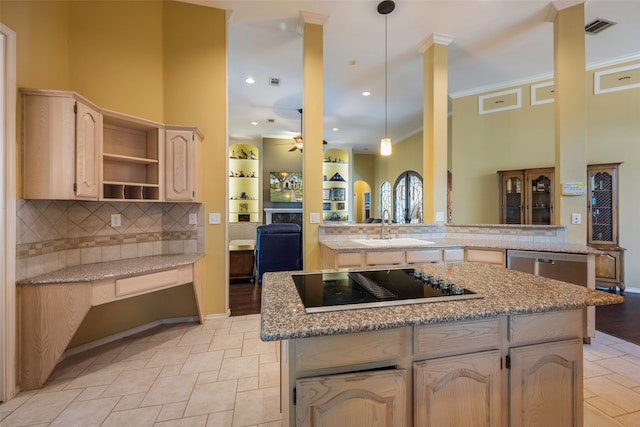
[289,146,298,152]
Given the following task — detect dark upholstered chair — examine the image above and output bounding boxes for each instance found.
[255,223,303,284]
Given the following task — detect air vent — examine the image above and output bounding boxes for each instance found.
[585,18,616,34]
[269,77,281,86]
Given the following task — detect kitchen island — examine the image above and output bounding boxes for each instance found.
[260,262,622,427]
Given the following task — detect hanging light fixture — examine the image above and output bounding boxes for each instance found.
[378,0,395,156]
[289,108,327,152]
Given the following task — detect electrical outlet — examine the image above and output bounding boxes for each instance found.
[571,213,581,225]
[110,213,121,227]
[189,213,197,225]
[435,211,445,222]
[310,213,320,224]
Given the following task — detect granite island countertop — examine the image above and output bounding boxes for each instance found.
[320,238,602,254]
[260,262,622,341]
[17,253,204,285]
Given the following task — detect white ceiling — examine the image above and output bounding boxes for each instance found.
[191,0,640,153]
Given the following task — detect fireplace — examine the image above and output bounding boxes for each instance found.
[264,208,303,226]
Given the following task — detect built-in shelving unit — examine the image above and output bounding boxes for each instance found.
[229,143,260,222]
[101,113,163,201]
[322,148,349,222]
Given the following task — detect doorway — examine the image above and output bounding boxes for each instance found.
[353,180,372,223]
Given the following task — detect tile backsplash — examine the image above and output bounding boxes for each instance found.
[16,200,204,281]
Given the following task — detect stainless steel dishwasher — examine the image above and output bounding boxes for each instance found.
[507,250,588,286]
[507,250,593,342]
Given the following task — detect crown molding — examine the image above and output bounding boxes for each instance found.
[297,11,329,34]
[419,33,455,53]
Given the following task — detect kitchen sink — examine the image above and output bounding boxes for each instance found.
[351,238,436,247]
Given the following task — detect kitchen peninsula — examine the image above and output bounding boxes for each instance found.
[261,262,622,427]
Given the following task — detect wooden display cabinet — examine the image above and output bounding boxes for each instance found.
[498,167,554,225]
[588,163,625,295]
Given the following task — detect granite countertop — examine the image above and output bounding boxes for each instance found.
[17,253,204,285]
[260,262,623,341]
[320,238,602,254]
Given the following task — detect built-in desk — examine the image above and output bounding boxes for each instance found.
[17,253,204,391]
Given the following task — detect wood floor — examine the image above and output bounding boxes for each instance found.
[229,282,262,317]
[230,280,639,346]
[596,290,640,345]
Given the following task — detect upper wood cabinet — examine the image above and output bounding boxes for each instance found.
[165,126,203,202]
[21,89,102,200]
[498,167,554,225]
[21,89,201,203]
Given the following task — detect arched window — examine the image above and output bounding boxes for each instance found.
[394,171,422,223]
[380,181,391,218]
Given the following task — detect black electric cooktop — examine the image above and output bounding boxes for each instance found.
[292,268,482,313]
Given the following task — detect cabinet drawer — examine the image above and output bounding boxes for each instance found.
[443,248,464,262]
[414,318,501,357]
[295,327,411,371]
[366,251,404,266]
[509,309,582,345]
[335,252,363,268]
[406,249,442,264]
[116,268,180,297]
[465,248,505,266]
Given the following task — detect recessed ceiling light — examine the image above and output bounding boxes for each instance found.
[245,77,255,84]
[251,121,258,126]
[362,91,371,96]
[332,128,339,131]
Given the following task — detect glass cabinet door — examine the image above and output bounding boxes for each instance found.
[588,164,619,246]
[500,173,524,224]
[526,169,554,225]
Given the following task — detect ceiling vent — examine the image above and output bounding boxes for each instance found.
[269,77,281,86]
[585,18,617,35]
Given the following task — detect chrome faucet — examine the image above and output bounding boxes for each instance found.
[381,209,392,239]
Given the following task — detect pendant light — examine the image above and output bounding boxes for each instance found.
[378,0,395,156]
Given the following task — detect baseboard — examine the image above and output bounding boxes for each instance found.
[62,316,200,359]
[205,309,231,320]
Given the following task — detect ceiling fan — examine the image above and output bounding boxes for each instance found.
[289,108,328,152]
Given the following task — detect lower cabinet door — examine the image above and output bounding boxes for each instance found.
[296,369,406,427]
[509,338,582,427]
[414,350,502,427]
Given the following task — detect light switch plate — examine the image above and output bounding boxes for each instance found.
[435,211,445,222]
[110,213,121,227]
[208,213,221,225]
[189,213,197,225]
[310,212,321,224]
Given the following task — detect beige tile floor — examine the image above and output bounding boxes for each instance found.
[1,315,640,426]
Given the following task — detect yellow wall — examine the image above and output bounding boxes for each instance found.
[1,1,229,346]
[450,61,640,288]
[69,1,164,121]
[163,1,228,315]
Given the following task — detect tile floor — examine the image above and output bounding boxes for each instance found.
[1,315,640,426]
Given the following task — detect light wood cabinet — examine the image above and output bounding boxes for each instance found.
[509,338,583,427]
[414,350,502,427]
[21,89,102,200]
[282,310,583,427]
[465,248,505,266]
[321,246,464,269]
[165,126,202,202]
[498,167,554,225]
[101,111,163,201]
[296,369,406,427]
[22,88,202,203]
